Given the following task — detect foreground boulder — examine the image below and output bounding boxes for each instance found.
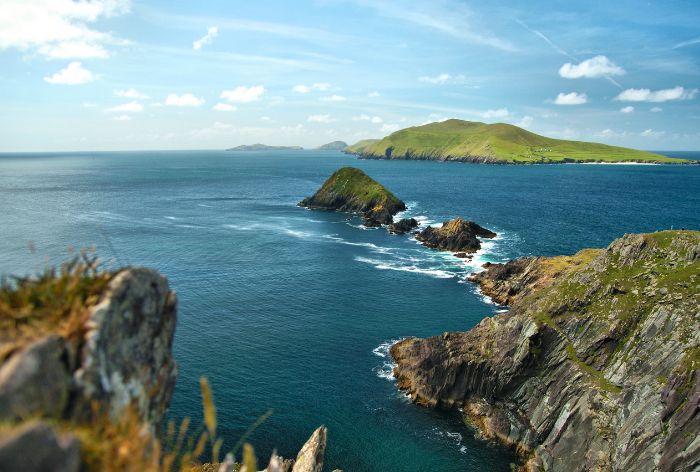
[392,230,700,471]
[416,217,496,252]
[299,167,406,226]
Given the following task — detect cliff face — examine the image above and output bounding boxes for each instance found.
[0,264,332,472]
[392,230,700,471]
[299,167,406,226]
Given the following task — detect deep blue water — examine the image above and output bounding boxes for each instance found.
[1,150,699,471]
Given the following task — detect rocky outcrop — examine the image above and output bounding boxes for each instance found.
[0,421,80,472]
[291,426,327,472]
[388,218,419,235]
[416,217,496,253]
[299,167,406,226]
[392,230,700,471]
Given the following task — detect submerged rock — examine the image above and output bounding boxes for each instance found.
[392,230,700,471]
[388,218,419,234]
[299,167,405,226]
[416,217,495,252]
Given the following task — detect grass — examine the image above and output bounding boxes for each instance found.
[348,119,690,164]
[0,252,113,359]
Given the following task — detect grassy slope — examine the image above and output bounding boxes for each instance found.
[302,167,403,211]
[350,119,688,164]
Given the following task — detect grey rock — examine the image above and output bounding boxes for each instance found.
[73,268,177,425]
[0,421,80,472]
[291,426,327,472]
[0,335,70,421]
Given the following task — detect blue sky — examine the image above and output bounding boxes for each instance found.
[1,0,699,151]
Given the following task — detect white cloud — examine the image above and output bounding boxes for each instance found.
[193,26,218,50]
[220,85,265,103]
[106,101,143,113]
[81,101,97,108]
[641,128,665,137]
[115,88,149,99]
[515,116,533,128]
[44,61,94,85]
[381,123,400,133]
[558,55,625,79]
[293,83,332,94]
[650,107,663,113]
[418,73,465,84]
[113,114,131,121]
[620,106,634,113]
[213,103,236,112]
[615,86,697,102]
[307,114,335,123]
[165,93,204,107]
[554,92,588,105]
[368,91,380,97]
[481,108,509,119]
[353,114,382,123]
[320,94,346,102]
[0,0,130,59]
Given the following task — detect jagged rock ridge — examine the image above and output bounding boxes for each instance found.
[391,230,700,471]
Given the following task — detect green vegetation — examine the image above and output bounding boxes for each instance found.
[300,167,405,222]
[345,139,380,154]
[522,230,699,393]
[348,119,691,164]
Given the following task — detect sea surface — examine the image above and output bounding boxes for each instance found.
[1,150,699,471]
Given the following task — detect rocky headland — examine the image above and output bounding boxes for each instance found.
[0,261,332,472]
[316,141,348,151]
[299,167,406,226]
[388,218,419,235]
[391,230,700,471]
[416,217,496,253]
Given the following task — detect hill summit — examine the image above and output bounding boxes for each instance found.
[346,119,689,164]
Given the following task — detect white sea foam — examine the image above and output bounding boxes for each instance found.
[372,339,405,381]
[355,256,456,279]
[164,216,178,220]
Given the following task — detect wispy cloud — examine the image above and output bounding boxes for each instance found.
[165,93,204,107]
[672,36,700,49]
[220,85,265,103]
[559,56,625,79]
[308,114,335,123]
[481,108,509,119]
[193,26,218,50]
[418,73,466,84]
[213,103,236,111]
[293,83,332,93]
[353,114,383,123]
[44,62,94,85]
[352,0,515,51]
[106,101,144,113]
[0,0,130,59]
[620,106,634,113]
[115,88,150,99]
[320,94,346,102]
[554,92,588,105]
[615,86,697,102]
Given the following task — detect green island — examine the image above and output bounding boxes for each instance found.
[346,119,692,164]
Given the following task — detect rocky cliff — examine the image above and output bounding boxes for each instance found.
[0,261,332,472]
[391,230,700,471]
[299,167,406,226]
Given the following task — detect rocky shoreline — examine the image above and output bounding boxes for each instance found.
[390,231,700,471]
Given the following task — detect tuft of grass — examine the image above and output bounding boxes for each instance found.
[0,252,113,358]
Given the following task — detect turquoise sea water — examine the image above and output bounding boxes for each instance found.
[1,150,699,471]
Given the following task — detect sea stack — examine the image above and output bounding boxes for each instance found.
[299,167,406,226]
[416,217,496,252]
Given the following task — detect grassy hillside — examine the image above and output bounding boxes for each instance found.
[347,119,690,164]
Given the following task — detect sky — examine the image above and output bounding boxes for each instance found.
[0,0,699,152]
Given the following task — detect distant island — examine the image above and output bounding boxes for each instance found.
[316,141,348,151]
[346,119,692,164]
[226,144,304,151]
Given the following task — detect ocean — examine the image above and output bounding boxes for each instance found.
[1,150,699,471]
